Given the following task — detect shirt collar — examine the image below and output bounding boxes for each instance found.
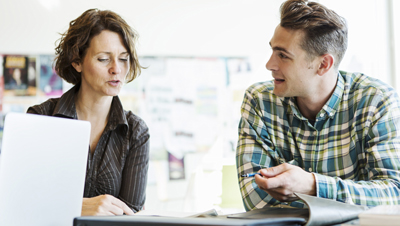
[53,84,129,135]
[52,84,79,119]
[321,72,345,118]
[108,95,129,134]
[282,72,345,120]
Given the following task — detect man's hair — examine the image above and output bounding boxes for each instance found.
[54,9,143,85]
[280,0,348,69]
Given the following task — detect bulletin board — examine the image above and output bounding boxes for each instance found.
[0,55,253,181]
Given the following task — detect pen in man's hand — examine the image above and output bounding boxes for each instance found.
[241,173,262,177]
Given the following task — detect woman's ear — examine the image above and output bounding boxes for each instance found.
[317,54,334,76]
[71,62,82,73]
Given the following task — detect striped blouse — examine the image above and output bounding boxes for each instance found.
[27,84,150,212]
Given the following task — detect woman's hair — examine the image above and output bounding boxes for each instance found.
[54,9,143,84]
[280,0,348,69]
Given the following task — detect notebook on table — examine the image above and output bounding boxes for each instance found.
[0,112,91,226]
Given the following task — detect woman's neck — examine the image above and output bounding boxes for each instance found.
[75,86,113,121]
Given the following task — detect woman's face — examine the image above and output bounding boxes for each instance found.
[72,30,130,97]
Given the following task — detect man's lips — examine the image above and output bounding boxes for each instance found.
[274,78,285,85]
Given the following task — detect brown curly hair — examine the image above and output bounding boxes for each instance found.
[54,9,143,84]
[280,0,348,69]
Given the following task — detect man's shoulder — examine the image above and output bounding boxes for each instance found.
[341,71,395,95]
[245,80,276,97]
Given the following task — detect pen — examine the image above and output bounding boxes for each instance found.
[241,173,262,177]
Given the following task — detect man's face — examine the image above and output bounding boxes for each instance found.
[266,25,319,98]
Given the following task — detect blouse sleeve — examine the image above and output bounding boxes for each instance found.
[118,116,150,212]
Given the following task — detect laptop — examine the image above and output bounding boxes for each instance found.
[0,112,91,226]
[73,207,306,226]
[73,215,305,226]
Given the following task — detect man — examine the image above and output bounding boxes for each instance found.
[236,0,400,210]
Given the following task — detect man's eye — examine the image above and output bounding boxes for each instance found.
[279,53,288,59]
[98,59,109,62]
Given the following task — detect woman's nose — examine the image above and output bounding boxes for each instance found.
[109,60,122,75]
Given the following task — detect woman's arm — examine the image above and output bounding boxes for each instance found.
[118,116,150,212]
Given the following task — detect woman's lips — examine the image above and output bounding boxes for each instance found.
[107,80,120,87]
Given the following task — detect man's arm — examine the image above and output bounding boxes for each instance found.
[237,89,317,206]
[236,88,293,210]
[313,90,400,206]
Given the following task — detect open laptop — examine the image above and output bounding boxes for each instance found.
[0,112,91,226]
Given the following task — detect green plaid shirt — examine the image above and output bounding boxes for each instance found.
[236,71,400,210]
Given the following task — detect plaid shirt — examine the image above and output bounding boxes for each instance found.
[236,71,400,210]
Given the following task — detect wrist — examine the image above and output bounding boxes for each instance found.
[308,172,316,196]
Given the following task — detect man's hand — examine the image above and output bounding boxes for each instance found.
[255,163,316,202]
[81,194,135,216]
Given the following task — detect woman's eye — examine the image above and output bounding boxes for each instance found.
[98,59,109,62]
[119,58,128,62]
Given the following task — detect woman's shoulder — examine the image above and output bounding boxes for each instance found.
[123,110,149,134]
[27,98,61,115]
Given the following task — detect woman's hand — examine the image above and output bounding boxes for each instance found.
[81,194,135,216]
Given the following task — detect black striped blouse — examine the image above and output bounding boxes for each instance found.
[27,84,150,212]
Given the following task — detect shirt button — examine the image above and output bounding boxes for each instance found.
[320,113,325,117]
[309,167,312,172]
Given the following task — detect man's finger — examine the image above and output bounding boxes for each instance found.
[259,163,290,177]
[255,174,283,189]
[267,189,298,202]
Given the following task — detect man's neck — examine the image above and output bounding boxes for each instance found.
[296,71,338,121]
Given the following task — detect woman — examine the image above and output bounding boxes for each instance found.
[27,9,149,216]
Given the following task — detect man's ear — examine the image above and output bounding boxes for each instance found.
[317,54,334,76]
[71,62,82,73]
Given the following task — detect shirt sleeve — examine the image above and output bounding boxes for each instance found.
[118,117,150,212]
[236,89,289,211]
[26,98,57,116]
[315,90,400,206]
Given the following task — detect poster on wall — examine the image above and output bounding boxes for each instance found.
[39,55,63,96]
[0,55,4,111]
[27,56,37,96]
[0,56,4,154]
[3,55,28,96]
[2,55,36,96]
[168,152,185,180]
